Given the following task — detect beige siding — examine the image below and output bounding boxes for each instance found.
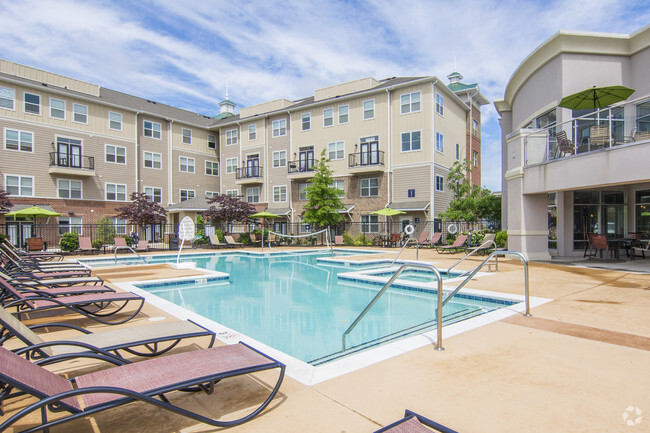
[433,165,454,217]
[432,83,467,169]
[393,165,431,202]
[391,83,433,166]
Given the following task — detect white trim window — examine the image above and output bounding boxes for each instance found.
[106,183,126,201]
[0,86,15,110]
[112,217,127,235]
[299,182,311,200]
[226,129,237,145]
[361,178,379,197]
[109,112,122,130]
[73,103,87,124]
[435,175,444,191]
[58,179,82,199]
[179,156,195,173]
[248,124,256,140]
[4,128,33,152]
[361,215,379,233]
[105,144,126,164]
[180,189,195,201]
[435,132,444,153]
[58,216,83,235]
[473,150,479,167]
[182,128,192,144]
[435,93,444,116]
[328,141,344,160]
[49,98,65,120]
[273,185,287,202]
[273,150,286,167]
[331,179,344,197]
[338,105,349,124]
[363,100,375,120]
[272,119,287,137]
[226,189,238,197]
[205,160,219,176]
[246,187,260,203]
[143,151,162,169]
[301,113,310,131]
[144,120,161,139]
[226,157,238,174]
[401,91,421,114]
[5,175,33,196]
[473,119,479,136]
[144,186,162,203]
[24,92,40,115]
[205,191,219,198]
[208,134,217,149]
[401,131,421,152]
[323,108,333,127]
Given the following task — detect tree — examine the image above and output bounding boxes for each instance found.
[303,149,345,229]
[96,216,116,246]
[115,192,167,225]
[0,188,13,213]
[202,194,255,225]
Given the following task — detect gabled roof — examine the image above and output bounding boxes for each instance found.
[166,196,214,212]
[388,201,430,211]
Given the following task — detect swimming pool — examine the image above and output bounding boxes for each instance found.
[88,250,517,365]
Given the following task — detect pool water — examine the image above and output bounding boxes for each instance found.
[130,251,514,364]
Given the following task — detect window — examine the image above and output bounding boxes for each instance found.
[323,108,333,127]
[435,175,444,191]
[273,185,287,202]
[435,132,444,152]
[109,112,122,130]
[24,92,40,114]
[73,104,87,123]
[272,119,286,137]
[58,216,82,235]
[144,120,161,139]
[248,124,256,140]
[338,105,349,124]
[106,183,126,201]
[331,179,344,197]
[455,143,460,160]
[182,128,192,144]
[143,151,161,169]
[246,187,259,203]
[50,98,65,119]
[299,182,311,200]
[226,157,238,173]
[473,119,479,136]
[473,150,479,167]
[105,145,126,164]
[144,186,162,203]
[179,156,195,173]
[635,190,650,240]
[57,179,82,199]
[328,141,344,160]
[4,129,33,152]
[301,113,311,131]
[225,129,237,145]
[273,150,286,167]
[207,134,217,149]
[226,189,238,197]
[180,189,195,201]
[435,93,444,115]
[361,178,379,197]
[363,100,375,119]
[0,86,15,109]
[205,191,219,198]
[112,217,127,235]
[401,131,421,152]
[5,175,33,196]
[205,160,219,176]
[636,100,650,133]
[361,215,379,233]
[401,91,421,114]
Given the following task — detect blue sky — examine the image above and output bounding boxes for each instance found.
[1,0,648,191]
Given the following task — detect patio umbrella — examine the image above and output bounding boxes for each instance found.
[5,205,61,217]
[371,208,406,238]
[249,211,280,250]
[558,85,635,110]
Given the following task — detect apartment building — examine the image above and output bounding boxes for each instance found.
[0,58,486,245]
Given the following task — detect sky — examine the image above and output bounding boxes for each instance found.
[0,0,648,192]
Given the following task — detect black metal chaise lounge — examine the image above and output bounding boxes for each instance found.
[0,277,115,305]
[0,269,104,288]
[374,410,459,433]
[0,343,285,431]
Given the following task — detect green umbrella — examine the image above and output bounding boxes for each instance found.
[5,205,61,217]
[370,208,405,216]
[558,85,635,110]
[250,211,281,250]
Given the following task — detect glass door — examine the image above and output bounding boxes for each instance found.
[246,155,260,177]
[360,137,378,165]
[57,138,82,168]
[299,147,314,171]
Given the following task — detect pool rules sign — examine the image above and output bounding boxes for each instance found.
[175,216,196,266]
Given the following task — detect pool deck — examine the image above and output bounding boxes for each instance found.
[3,246,649,432]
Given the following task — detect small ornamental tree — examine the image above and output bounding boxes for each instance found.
[303,149,345,231]
[115,193,167,225]
[202,194,255,226]
[0,188,13,213]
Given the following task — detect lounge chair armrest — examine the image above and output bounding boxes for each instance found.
[22,346,132,366]
[29,322,92,334]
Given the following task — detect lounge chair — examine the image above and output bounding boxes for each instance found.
[0,306,215,360]
[589,124,610,149]
[0,277,114,301]
[375,410,459,433]
[631,240,650,260]
[0,243,87,273]
[2,239,63,261]
[225,235,244,248]
[335,235,344,246]
[465,233,497,255]
[208,234,228,249]
[76,237,99,255]
[0,269,103,288]
[0,342,285,431]
[435,234,468,254]
[114,237,129,252]
[134,240,149,252]
[249,233,263,246]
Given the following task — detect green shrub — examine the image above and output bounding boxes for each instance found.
[91,240,102,250]
[238,232,251,245]
[193,235,209,245]
[354,233,372,246]
[214,229,225,243]
[96,217,116,246]
[495,231,508,248]
[60,232,79,252]
[342,232,355,246]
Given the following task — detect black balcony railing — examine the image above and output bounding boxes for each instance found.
[49,152,95,170]
[348,150,384,168]
[235,166,263,180]
[288,158,316,174]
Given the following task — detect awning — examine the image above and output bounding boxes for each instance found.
[265,207,291,216]
[166,196,214,213]
[338,205,355,214]
[388,201,430,212]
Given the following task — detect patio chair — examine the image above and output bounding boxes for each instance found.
[408,231,430,248]
[0,306,215,361]
[249,233,262,246]
[435,234,468,254]
[0,243,86,272]
[335,235,344,246]
[556,130,574,157]
[587,234,609,261]
[0,277,114,302]
[208,234,228,249]
[225,235,244,248]
[374,409,459,433]
[1,239,63,261]
[630,240,650,260]
[76,237,99,255]
[465,233,497,255]
[26,237,44,252]
[589,125,610,149]
[384,233,402,248]
[624,232,642,257]
[0,342,285,431]
[134,240,149,252]
[114,237,129,253]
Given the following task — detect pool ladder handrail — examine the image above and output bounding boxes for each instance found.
[114,246,148,264]
[447,240,499,277]
[342,250,531,352]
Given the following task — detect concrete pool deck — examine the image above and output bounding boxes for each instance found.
[2,247,649,432]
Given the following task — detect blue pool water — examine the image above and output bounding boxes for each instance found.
[112,251,516,364]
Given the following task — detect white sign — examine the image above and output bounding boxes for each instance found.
[178,216,196,241]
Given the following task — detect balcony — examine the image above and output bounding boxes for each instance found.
[235,166,263,184]
[287,158,316,180]
[348,150,385,174]
[48,152,95,177]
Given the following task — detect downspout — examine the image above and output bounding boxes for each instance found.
[286,110,294,224]
[134,112,140,194]
[469,87,479,186]
[430,79,438,224]
[385,88,391,209]
[168,119,174,205]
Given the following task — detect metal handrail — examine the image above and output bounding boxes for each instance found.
[447,240,499,276]
[114,246,147,264]
[342,263,444,352]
